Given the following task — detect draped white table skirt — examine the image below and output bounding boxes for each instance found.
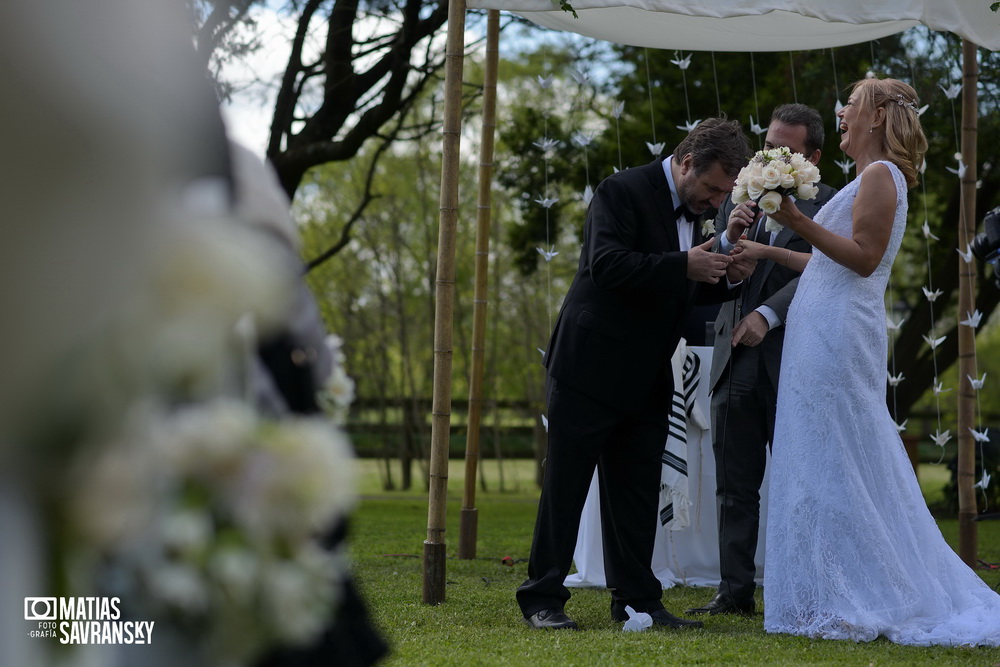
[565,346,771,589]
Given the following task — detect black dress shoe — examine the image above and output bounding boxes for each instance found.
[524,609,579,630]
[647,608,704,629]
[685,593,755,616]
[611,605,703,629]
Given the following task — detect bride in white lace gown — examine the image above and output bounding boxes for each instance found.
[737,77,1000,646]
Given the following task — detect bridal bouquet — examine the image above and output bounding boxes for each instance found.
[732,146,820,233]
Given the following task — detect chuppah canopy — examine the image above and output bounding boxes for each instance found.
[463,0,1000,51]
[425,0,995,604]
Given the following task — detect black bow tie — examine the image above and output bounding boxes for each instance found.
[674,203,698,221]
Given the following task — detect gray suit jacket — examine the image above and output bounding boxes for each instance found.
[708,183,837,394]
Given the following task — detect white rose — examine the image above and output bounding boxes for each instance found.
[732,184,750,204]
[797,183,819,200]
[762,165,782,189]
[758,190,783,215]
[161,509,213,554]
[148,562,209,613]
[779,171,796,189]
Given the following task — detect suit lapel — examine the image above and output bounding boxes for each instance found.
[650,157,681,251]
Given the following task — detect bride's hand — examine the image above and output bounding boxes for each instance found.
[767,195,800,228]
[734,237,767,261]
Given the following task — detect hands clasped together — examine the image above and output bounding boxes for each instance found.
[687,237,757,285]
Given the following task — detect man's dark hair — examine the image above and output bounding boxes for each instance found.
[769,103,825,155]
[673,117,752,178]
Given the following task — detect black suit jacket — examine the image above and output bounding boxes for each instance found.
[543,157,730,413]
[708,182,837,394]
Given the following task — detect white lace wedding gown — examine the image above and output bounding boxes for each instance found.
[763,160,1000,646]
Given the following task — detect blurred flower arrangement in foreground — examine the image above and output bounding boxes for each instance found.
[69,399,356,665]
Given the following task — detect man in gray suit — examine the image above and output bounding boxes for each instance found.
[687,104,837,616]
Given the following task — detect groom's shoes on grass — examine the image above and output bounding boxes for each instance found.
[524,608,579,630]
[610,604,703,629]
[685,593,755,616]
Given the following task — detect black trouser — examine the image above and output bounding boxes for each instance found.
[516,377,670,618]
[710,346,776,602]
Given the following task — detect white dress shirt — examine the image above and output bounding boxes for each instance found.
[662,156,693,252]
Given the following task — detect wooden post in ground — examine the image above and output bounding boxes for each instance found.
[424,0,467,604]
[956,38,979,566]
[459,9,500,561]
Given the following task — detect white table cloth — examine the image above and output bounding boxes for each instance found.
[565,346,771,589]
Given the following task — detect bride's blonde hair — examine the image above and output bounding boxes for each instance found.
[850,77,928,188]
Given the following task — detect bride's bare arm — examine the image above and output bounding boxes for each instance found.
[767,163,895,278]
[733,238,810,273]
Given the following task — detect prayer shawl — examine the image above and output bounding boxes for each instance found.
[659,339,707,530]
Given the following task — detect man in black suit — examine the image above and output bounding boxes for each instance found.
[518,119,754,630]
[687,104,837,617]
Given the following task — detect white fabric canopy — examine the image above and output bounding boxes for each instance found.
[465,0,1000,51]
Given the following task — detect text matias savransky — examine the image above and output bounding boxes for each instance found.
[25,596,154,645]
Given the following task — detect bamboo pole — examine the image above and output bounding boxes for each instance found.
[458,10,500,561]
[956,38,979,567]
[424,0,467,604]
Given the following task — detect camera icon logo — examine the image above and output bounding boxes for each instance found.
[24,598,57,621]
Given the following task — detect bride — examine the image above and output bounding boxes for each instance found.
[734,76,1000,646]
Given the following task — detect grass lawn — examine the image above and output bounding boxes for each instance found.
[348,459,1000,666]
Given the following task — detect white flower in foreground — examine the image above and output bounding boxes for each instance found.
[324,334,346,365]
[263,546,339,644]
[161,510,213,554]
[207,548,260,603]
[155,399,257,474]
[148,563,209,613]
[701,219,716,237]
